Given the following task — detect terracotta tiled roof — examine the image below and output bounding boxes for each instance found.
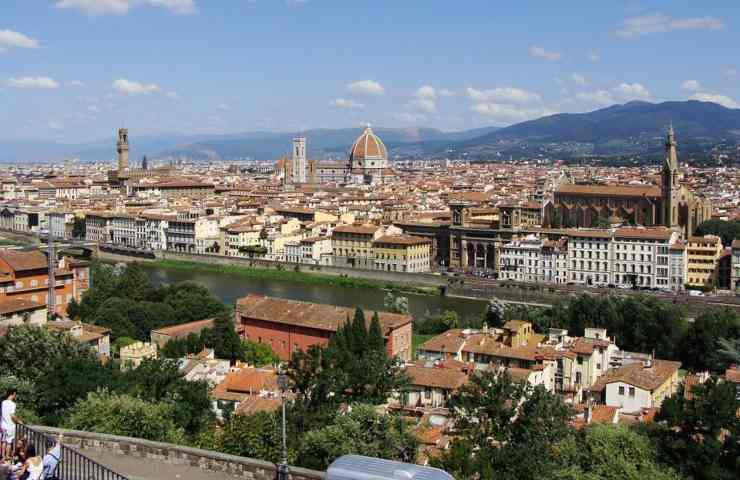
[236,294,412,334]
[590,359,681,392]
[236,396,281,416]
[223,368,278,394]
[614,227,674,241]
[590,405,618,424]
[151,318,215,338]
[405,363,469,390]
[557,184,661,198]
[0,298,46,315]
[418,330,467,354]
[349,127,387,160]
[0,250,48,272]
[570,337,610,356]
[373,235,430,246]
[333,225,379,235]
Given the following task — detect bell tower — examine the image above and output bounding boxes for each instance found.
[117,128,129,172]
[662,125,679,228]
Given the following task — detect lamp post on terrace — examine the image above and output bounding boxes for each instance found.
[277,372,290,480]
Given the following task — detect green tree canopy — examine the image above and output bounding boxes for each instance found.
[297,404,417,471]
[681,309,740,372]
[651,379,740,480]
[64,391,185,444]
[433,371,575,480]
[694,219,740,246]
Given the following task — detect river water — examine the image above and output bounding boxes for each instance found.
[139,263,488,323]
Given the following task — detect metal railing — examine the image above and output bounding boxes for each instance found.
[16,424,130,480]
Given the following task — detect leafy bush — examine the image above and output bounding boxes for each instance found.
[65,391,185,444]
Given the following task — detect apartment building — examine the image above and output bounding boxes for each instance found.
[372,235,432,273]
[331,224,381,269]
[285,236,332,265]
[499,235,567,283]
[195,217,220,254]
[567,230,612,286]
[686,235,723,289]
[669,241,688,291]
[732,240,740,292]
[224,222,261,257]
[111,213,137,247]
[47,211,75,240]
[590,359,681,413]
[85,212,112,243]
[610,228,677,289]
[0,250,89,317]
[418,322,620,403]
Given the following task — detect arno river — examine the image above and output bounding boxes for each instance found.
[139,263,488,323]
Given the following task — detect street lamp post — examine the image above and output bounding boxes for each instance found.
[277,372,290,480]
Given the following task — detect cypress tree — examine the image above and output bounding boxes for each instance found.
[368,312,385,353]
[351,307,367,354]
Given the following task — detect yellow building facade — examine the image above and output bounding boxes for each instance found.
[686,235,723,288]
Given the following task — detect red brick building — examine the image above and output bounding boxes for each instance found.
[235,294,413,361]
[0,249,90,317]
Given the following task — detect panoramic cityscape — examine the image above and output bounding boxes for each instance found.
[1,2,739,480]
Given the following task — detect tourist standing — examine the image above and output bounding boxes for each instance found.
[1,390,22,462]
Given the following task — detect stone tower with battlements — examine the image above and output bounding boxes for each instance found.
[117,128,129,172]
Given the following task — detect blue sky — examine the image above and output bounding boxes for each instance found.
[1,0,738,142]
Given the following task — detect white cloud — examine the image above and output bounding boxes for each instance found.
[217,103,231,111]
[528,45,561,61]
[571,74,589,86]
[407,98,436,114]
[48,120,63,130]
[392,112,428,123]
[466,87,541,104]
[55,0,131,15]
[6,76,60,89]
[112,78,161,95]
[681,80,701,92]
[613,82,651,100]
[147,0,197,14]
[586,50,600,62]
[330,98,364,109]
[0,29,39,51]
[414,85,437,100]
[690,92,738,109]
[347,80,385,96]
[65,80,85,87]
[576,90,615,106]
[616,13,725,38]
[470,103,554,123]
[55,0,196,16]
[439,88,455,97]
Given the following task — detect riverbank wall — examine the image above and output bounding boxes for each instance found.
[99,249,448,290]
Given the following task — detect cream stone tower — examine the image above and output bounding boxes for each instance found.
[117,128,129,173]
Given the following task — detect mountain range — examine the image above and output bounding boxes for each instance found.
[2,100,739,163]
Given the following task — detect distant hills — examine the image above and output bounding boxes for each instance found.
[445,100,740,160]
[2,100,739,163]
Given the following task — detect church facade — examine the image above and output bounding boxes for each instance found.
[543,127,712,238]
